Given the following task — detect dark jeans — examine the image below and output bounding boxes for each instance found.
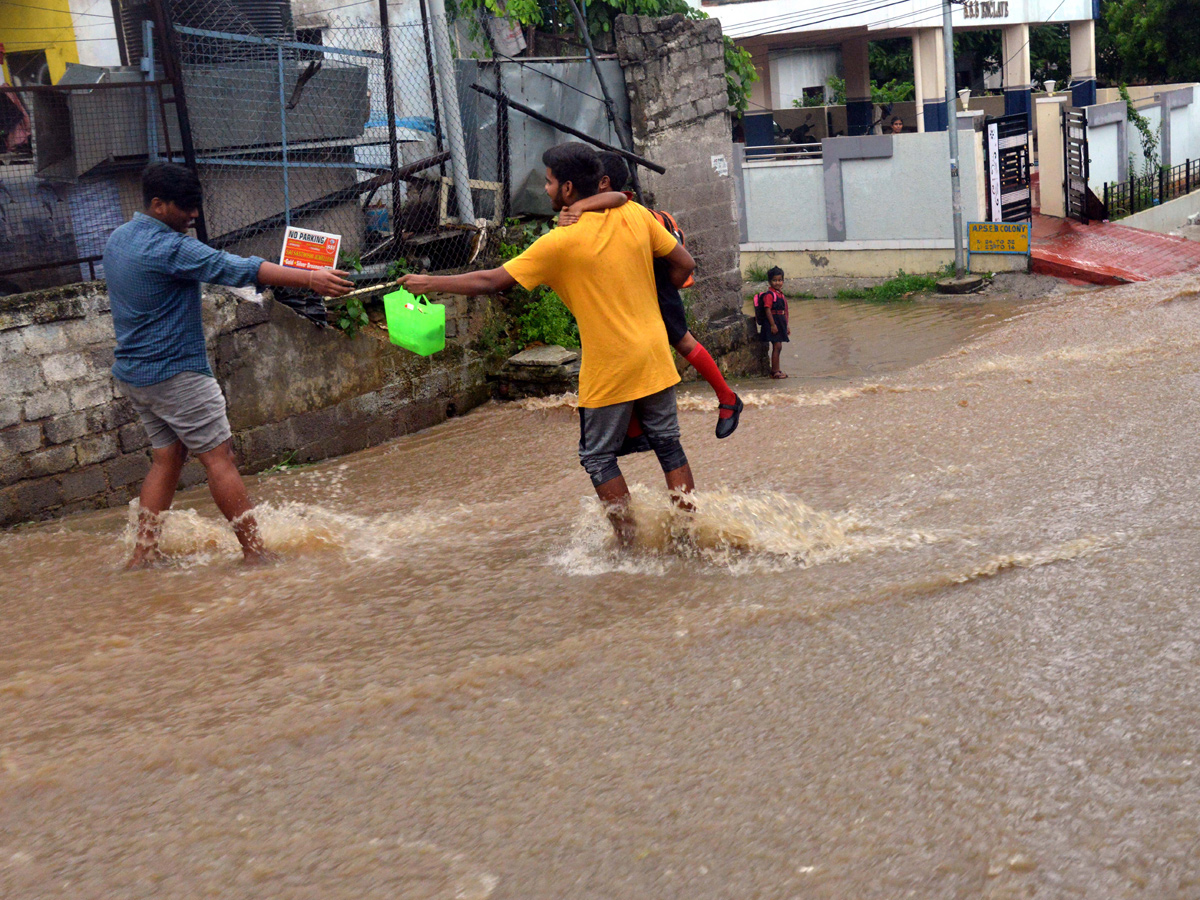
[577,386,687,487]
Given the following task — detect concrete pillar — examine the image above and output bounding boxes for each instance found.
[1069,19,1097,107]
[912,28,946,133]
[1036,96,1069,217]
[1003,24,1032,129]
[842,37,872,136]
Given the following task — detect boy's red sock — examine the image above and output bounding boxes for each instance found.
[684,344,738,417]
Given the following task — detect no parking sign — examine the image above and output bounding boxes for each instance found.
[279,227,341,270]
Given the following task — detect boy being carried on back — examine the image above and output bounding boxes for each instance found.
[559,152,743,440]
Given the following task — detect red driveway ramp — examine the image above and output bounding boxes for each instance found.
[1031,214,1200,285]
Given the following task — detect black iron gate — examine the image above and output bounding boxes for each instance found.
[984,112,1030,222]
[1063,106,1090,223]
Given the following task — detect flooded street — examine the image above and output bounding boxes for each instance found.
[6,277,1200,898]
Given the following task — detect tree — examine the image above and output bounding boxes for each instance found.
[868,27,1076,95]
[1029,23,1070,88]
[1098,0,1200,85]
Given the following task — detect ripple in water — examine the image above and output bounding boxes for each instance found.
[517,385,946,414]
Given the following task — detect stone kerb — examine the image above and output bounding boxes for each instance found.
[615,13,746,341]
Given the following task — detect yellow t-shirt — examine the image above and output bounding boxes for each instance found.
[503,203,680,408]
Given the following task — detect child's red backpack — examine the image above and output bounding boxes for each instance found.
[752,288,776,328]
[651,208,695,289]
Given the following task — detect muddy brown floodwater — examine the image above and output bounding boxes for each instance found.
[4,278,1200,898]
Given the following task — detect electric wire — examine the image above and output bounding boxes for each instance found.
[723,0,913,34]
[725,0,924,39]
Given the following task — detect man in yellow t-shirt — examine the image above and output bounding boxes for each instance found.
[399,142,698,546]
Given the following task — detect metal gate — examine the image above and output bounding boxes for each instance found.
[1063,106,1090,223]
[984,113,1031,222]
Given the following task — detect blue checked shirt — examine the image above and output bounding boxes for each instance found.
[104,213,266,386]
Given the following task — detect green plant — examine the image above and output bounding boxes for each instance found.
[723,36,758,115]
[1120,84,1161,179]
[871,78,914,104]
[823,74,913,107]
[744,263,771,283]
[261,451,308,476]
[473,311,516,358]
[515,287,579,348]
[826,75,847,105]
[386,257,412,280]
[498,219,552,261]
[792,92,827,108]
[332,295,370,338]
[342,252,364,273]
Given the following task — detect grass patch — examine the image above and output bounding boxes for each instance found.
[744,263,771,283]
[835,268,950,302]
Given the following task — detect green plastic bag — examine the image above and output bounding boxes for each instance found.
[383,288,445,356]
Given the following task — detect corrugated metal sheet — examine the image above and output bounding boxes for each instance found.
[456,57,629,216]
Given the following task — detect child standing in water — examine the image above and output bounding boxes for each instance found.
[559,152,743,439]
[754,266,790,378]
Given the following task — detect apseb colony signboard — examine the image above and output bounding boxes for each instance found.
[968,222,1030,254]
[279,227,341,270]
[967,222,1030,269]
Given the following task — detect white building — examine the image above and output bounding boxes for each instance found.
[695,0,1099,138]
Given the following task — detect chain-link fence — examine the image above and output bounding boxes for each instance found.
[0,77,171,294]
[0,0,505,294]
[164,0,502,275]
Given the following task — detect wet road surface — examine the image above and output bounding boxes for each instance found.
[4,280,1200,898]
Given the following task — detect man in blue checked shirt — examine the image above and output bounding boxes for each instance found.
[106,162,353,568]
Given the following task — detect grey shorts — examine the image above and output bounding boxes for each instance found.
[116,371,232,454]
[578,386,688,487]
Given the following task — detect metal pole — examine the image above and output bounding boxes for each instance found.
[942,0,964,277]
[141,20,159,161]
[276,43,291,228]
[476,7,509,220]
[417,0,445,178]
[378,0,402,237]
[561,0,641,200]
[150,0,207,241]
[427,0,476,224]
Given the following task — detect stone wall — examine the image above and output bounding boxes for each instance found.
[615,13,749,342]
[0,284,494,527]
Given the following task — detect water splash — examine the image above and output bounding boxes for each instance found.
[552,486,945,575]
[517,391,579,410]
[119,500,448,565]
